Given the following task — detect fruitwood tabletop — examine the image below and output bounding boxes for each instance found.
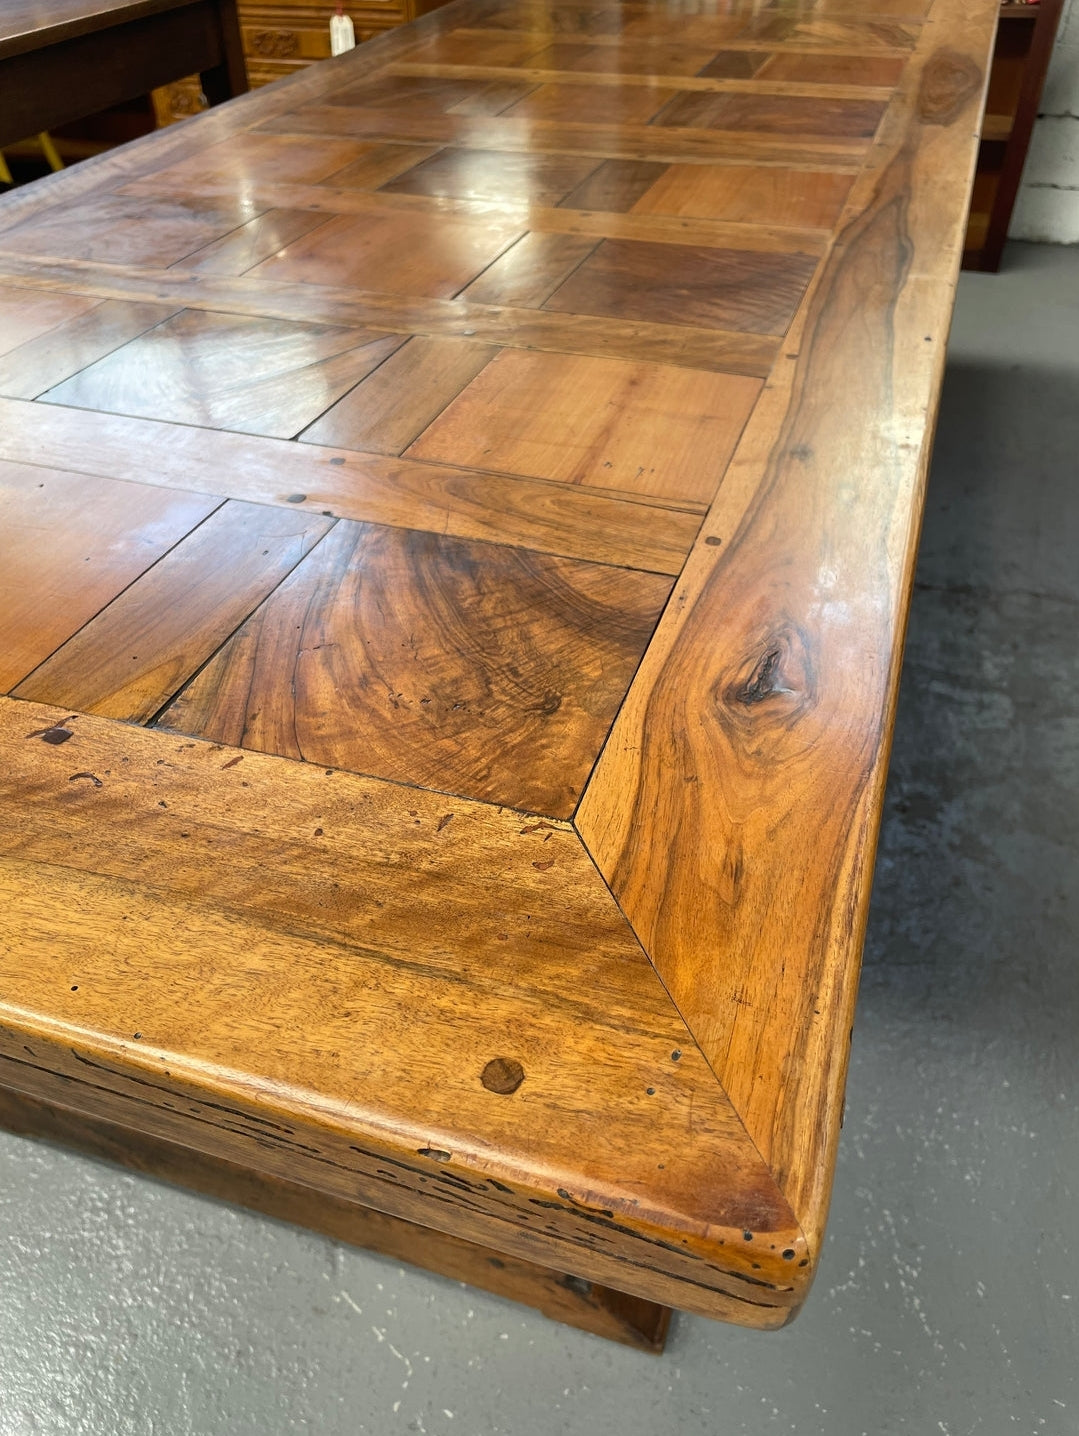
[0,0,247,148]
[0,0,998,1349]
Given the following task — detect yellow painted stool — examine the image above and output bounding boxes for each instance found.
[0,132,64,185]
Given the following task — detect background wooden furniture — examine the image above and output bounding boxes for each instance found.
[963,0,1065,270]
[154,0,453,120]
[0,0,248,149]
[0,0,999,1349]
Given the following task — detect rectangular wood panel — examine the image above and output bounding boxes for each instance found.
[0,285,101,355]
[16,501,334,720]
[299,335,500,454]
[0,461,221,691]
[41,310,406,438]
[158,518,673,816]
[542,238,819,335]
[408,348,762,503]
[0,299,181,400]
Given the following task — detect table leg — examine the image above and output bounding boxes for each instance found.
[199,0,248,105]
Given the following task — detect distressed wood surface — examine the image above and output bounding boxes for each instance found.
[0,1087,673,1352]
[577,0,998,1247]
[0,701,806,1325]
[0,0,998,1334]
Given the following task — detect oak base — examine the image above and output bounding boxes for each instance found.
[0,1085,671,1353]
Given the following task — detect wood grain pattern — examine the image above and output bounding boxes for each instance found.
[159,519,672,816]
[379,146,601,204]
[254,107,869,169]
[249,208,524,297]
[0,396,703,574]
[0,256,781,376]
[522,40,722,76]
[328,72,536,116]
[557,158,667,213]
[299,335,499,454]
[148,131,376,188]
[0,461,220,691]
[0,193,255,266]
[0,298,180,399]
[577,0,996,1250]
[16,501,333,720]
[41,309,405,438]
[0,700,806,1324]
[117,173,830,257]
[453,25,913,61]
[385,59,896,103]
[0,1087,673,1353]
[737,14,920,51]
[458,231,598,306]
[0,285,101,355]
[168,208,334,277]
[650,90,886,139]
[501,80,676,124]
[756,51,907,87]
[698,50,772,80]
[320,141,443,190]
[631,163,853,229]
[0,0,998,1338]
[543,238,818,336]
[404,32,551,67]
[409,348,761,504]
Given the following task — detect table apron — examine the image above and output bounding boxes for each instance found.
[0,2,227,147]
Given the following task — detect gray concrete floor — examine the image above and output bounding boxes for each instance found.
[1,241,1077,1436]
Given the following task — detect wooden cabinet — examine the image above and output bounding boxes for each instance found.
[152,0,449,118]
[239,0,447,89]
[963,0,1065,271]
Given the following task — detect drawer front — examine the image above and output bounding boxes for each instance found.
[243,23,331,64]
[240,3,411,80]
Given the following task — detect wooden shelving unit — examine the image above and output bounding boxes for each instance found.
[964,0,1066,271]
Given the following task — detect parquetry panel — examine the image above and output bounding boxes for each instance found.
[40,309,405,438]
[542,239,819,334]
[157,519,673,817]
[0,193,256,265]
[407,348,762,503]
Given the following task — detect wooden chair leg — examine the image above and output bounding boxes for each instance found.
[0,1085,672,1353]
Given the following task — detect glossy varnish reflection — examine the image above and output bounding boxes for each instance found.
[0,0,998,1345]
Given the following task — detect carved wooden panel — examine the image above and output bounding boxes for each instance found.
[239,2,418,87]
[155,0,433,110]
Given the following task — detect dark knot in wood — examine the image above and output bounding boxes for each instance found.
[715,624,816,735]
[918,49,983,126]
[736,647,784,706]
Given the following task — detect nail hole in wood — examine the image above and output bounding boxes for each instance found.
[481,1057,525,1094]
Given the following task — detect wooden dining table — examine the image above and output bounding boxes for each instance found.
[0,0,999,1352]
[0,0,247,149]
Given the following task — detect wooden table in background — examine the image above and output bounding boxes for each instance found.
[0,0,998,1351]
[0,0,247,148]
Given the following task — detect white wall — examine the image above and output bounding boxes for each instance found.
[1011,0,1079,242]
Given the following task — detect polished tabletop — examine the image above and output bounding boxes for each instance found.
[0,0,999,1329]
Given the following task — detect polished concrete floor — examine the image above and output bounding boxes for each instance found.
[1,241,1077,1436]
